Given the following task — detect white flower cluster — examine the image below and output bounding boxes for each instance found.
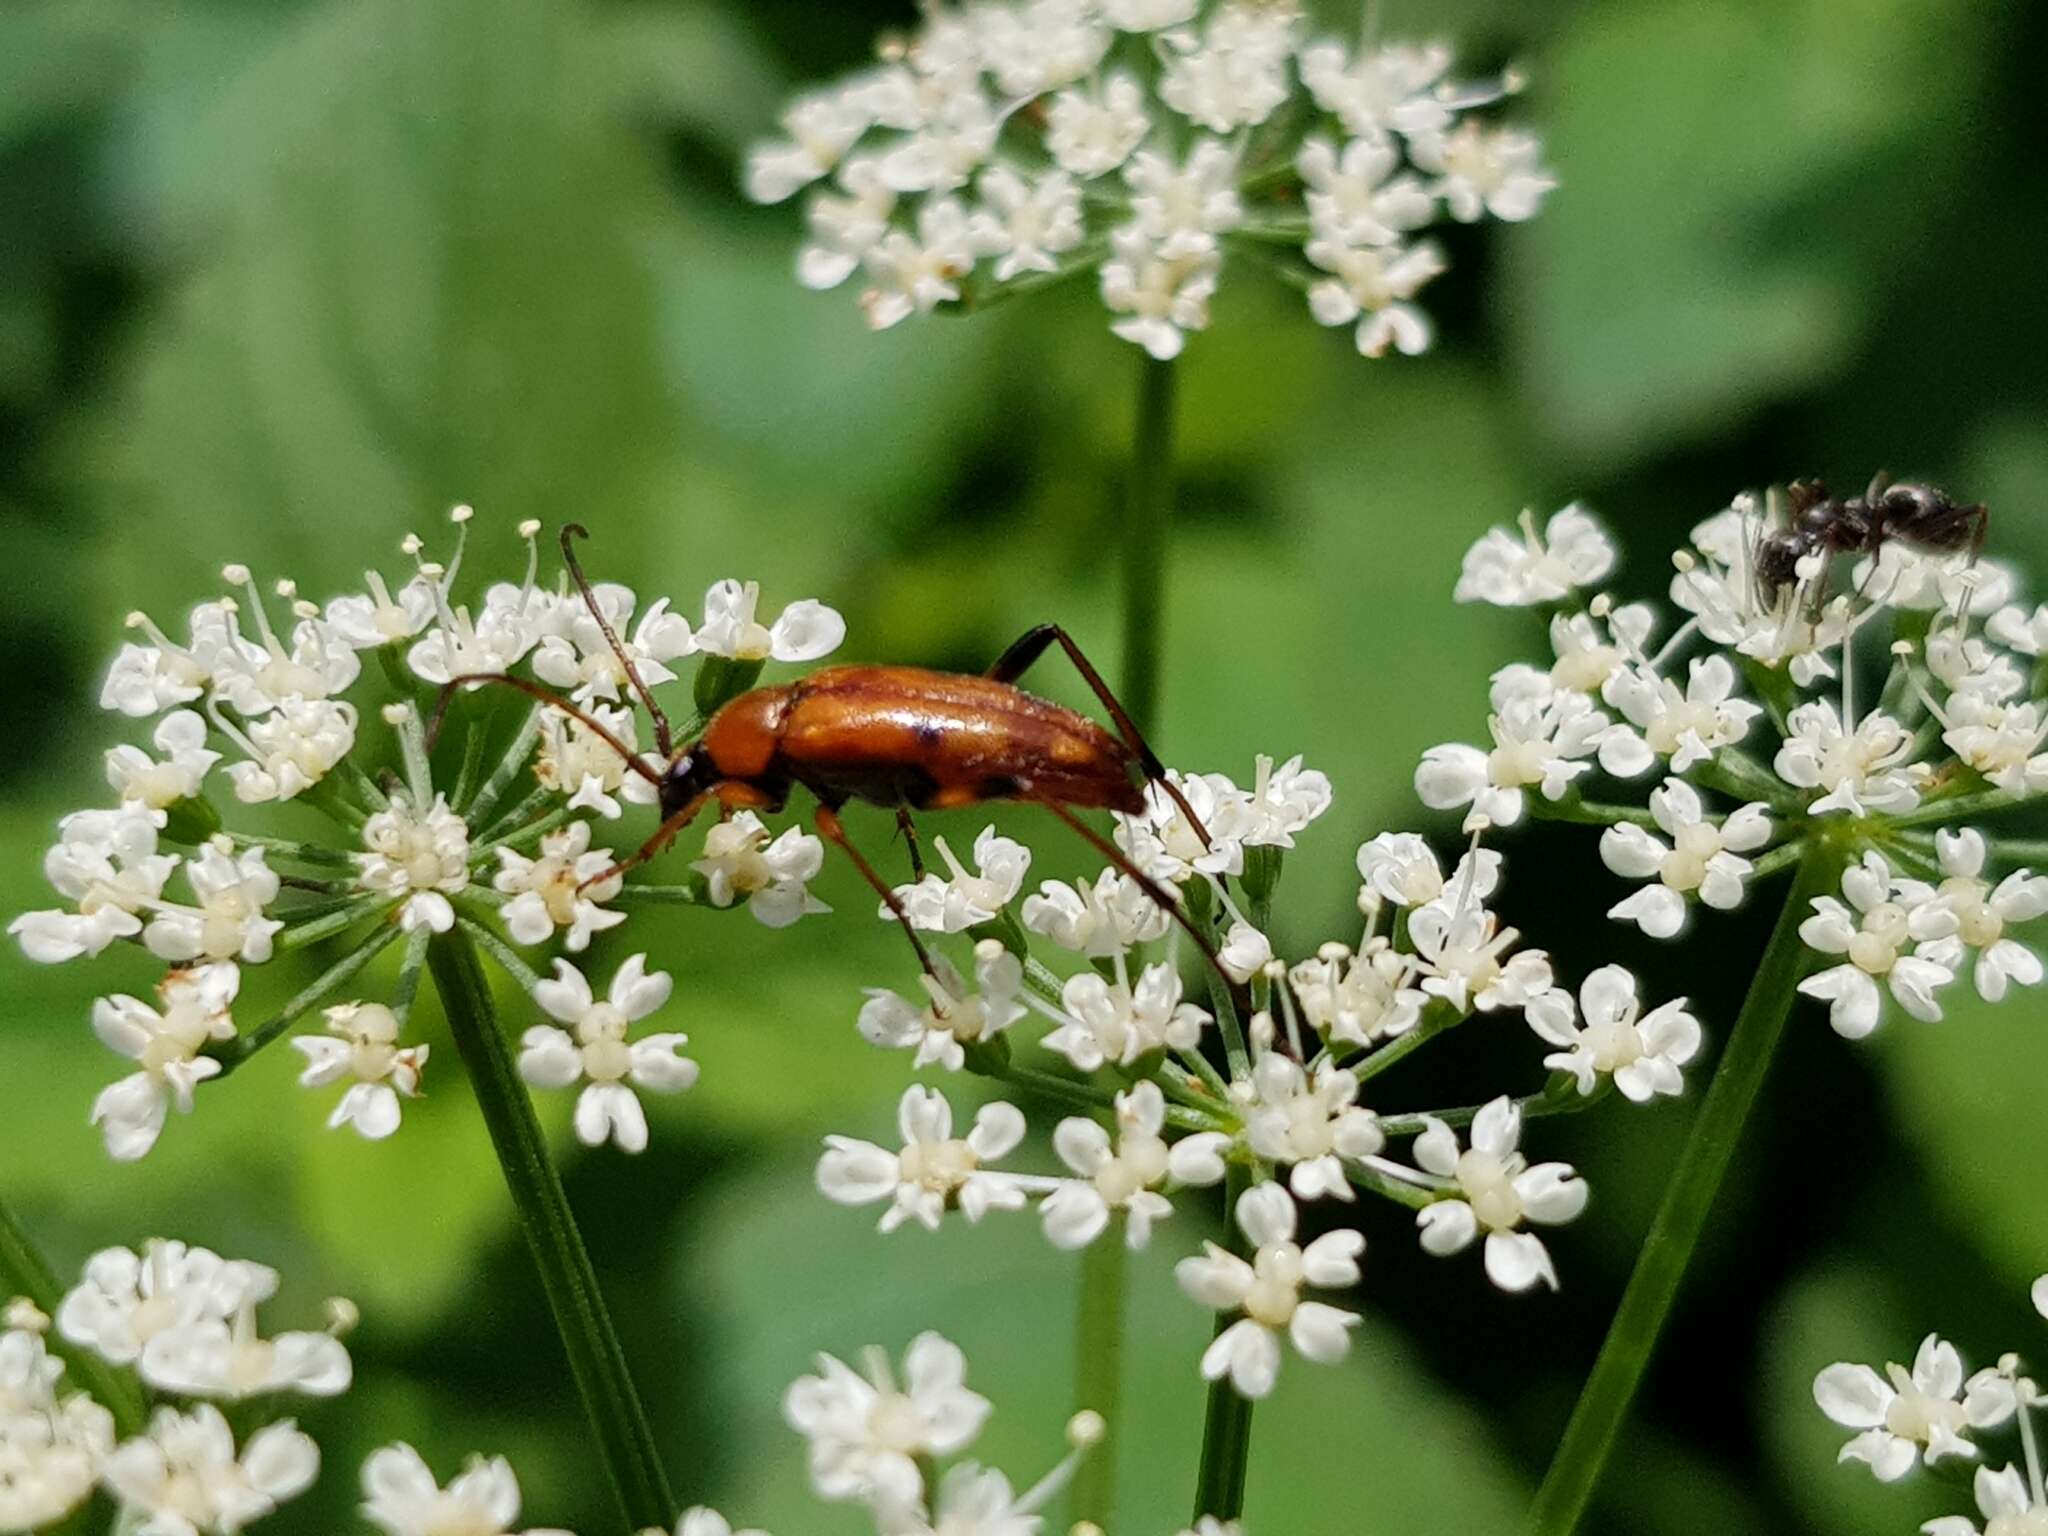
[745,2,1553,359]
[1812,1273,2048,1536]
[2,1237,349,1534]
[10,511,847,1161]
[782,1331,1100,1535]
[813,739,1718,1407]
[1433,490,2048,1042]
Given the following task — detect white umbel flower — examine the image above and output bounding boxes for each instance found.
[90,963,239,1161]
[817,1084,1029,1234]
[1123,139,1243,258]
[692,579,845,663]
[1410,121,1557,222]
[1241,1052,1385,1200]
[674,1510,770,1536]
[1295,136,1434,248]
[1774,701,1923,817]
[360,1442,574,1536]
[1453,505,1616,607]
[975,165,1085,281]
[1599,779,1772,938]
[1923,1464,2048,1536]
[1299,37,1452,139]
[1525,966,1701,1102]
[1098,227,1219,360]
[1174,1182,1363,1400]
[1813,1334,2015,1482]
[106,709,220,809]
[1040,1081,1227,1250]
[800,156,898,289]
[1356,831,1501,912]
[492,821,626,951]
[0,1327,114,1532]
[530,582,693,705]
[888,826,1030,933]
[861,196,1002,328]
[746,89,874,204]
[1798,853,1956,1037]
[1304,237,1447,357]
[1021,868,1169,956]
[1412,1097,1587,1292]
[56,1241,261,1368]
[134,1274,352,1402]
[693,810,830,928]
[102,1405,318,1536]
[857,942,1026,1072]
[1045,72,1150,177]
[1033,962,1211,1071]
[1226,753,1334,848]
[1941,693,2048,798]
[293,1001,429,1140]
[143,843,284,965]
[1157,2,1300,132]
[1415,688,1611,827]
[1406,901,1554,1014]
[518,955,697,1153]
[534,702,660,820]
[1601,654,1762,775]
[11,803,179,963]
[323,568,437,650]
[356,791,471,934]
[1287,943,1426,1048]
[1903,828,2048,1003]
[782,1332,990,1508]
[221,696,360,804]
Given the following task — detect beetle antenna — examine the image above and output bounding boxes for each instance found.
[559,523,675,758]
[428,671,666,789]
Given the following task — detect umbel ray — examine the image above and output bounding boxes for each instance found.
[430,526,1220,977]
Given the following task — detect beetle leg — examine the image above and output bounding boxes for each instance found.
[816,803,937,978]
[895,804,927,881]
[581,786,717,891]
[1025,790,1227,983]
[986,623,1213,849]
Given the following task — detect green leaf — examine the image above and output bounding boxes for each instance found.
[1881,984,2048,1285]
[1510,0,1996,465]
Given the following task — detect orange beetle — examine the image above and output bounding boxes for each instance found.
[440,528,1213,974]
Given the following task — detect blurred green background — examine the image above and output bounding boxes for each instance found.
[4,0,2047,1531]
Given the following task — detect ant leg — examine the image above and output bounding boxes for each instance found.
[430,672,666,790]
[816,803,937,978]
[1027,791,1227,983]
[987,623,1212,848]
[895,805,927,881]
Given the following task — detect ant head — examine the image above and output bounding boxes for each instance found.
[659,743,720,819]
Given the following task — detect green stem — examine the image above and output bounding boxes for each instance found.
[1527,840,1839,1535]
[428,927,674,1531]
[1349,1001,1466,1082]
[0,1195,148,1438]
[1070,1226,1127,1526]
[1190,1163,1257,1523]
[1120,354,1175,738]
[1886,789,2029,829]
[213,921,405,1073]
[1527,795,1659,830]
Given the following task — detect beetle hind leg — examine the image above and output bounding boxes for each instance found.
[987,623,1213,849]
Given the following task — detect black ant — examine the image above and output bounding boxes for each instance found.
[1753,473,1989,612]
